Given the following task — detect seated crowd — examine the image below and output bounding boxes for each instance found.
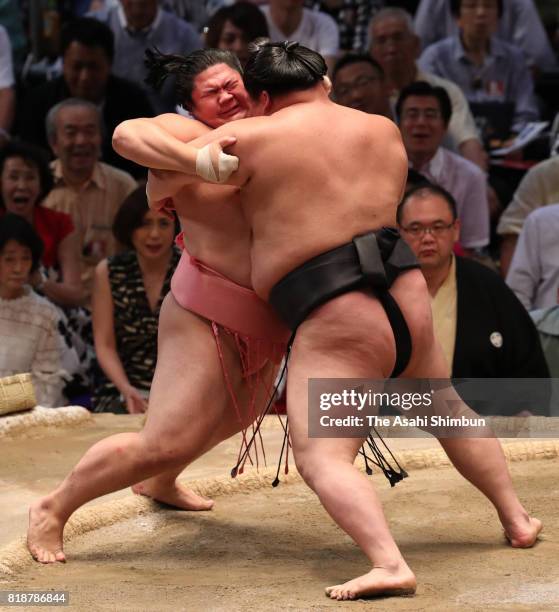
[0,0,558,414]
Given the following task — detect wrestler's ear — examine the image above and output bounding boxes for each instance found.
[259,91,272,115]
[322,76,333,95]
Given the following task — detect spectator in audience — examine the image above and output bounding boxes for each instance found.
[414,0,558,72]
[0,24,15,146]
[0,0,26,71]
[398,185,549,414]
[92,187,179,413]
[0,142,84,307]
[418,0,539,135]
[396,81,490,254]
[304,0,382,52]
[205,2,269,67]
[261,0,340,72]
[368,7,488,170]
[43,99,137,304]
[89,0,202,113]
[332,53,392,118]
[506,203,559,311]
[162,0,209,30]
[0,214,68,406]
[531,294,559,388]
[404,167,434,194]
[16,18,153,178]
[497,155,559,276]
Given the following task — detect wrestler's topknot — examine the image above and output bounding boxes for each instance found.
[243,41,327,99]
[144,47,242,110]
[283,41,299,52]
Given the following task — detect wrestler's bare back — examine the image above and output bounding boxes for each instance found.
[207,94,408,298]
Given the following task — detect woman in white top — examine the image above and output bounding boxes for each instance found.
[0,213,67,406]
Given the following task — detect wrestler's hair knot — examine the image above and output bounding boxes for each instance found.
[243,41,327,98]
[247,37,271,54]
[283,41,299,52]
[144,47,187,91]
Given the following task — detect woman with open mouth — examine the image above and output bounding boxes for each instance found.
[0,142,84,308]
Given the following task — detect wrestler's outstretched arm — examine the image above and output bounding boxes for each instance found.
[113,114,209,170]
[114,114,240,183]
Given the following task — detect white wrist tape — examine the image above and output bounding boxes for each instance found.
[196,144,239,183]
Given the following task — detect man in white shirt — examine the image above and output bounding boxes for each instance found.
[497,156,559,276]
[506,204,559,311]
[368,7,487,171]
[261,0,339,71]
[396,80,490,253]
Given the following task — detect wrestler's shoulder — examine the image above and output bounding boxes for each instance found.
[225,116,272,131]
[152,113,210,137]
[363,113,400,134]
[335,108,401,137]
[214,116,276,141]
[347,114,404,154]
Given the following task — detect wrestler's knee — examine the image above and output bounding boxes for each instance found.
[292,449,323,489]
[293,445,353,490]
[139,433,200,470]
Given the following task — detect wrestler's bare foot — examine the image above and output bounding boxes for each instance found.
[503,516,542,548]
[27,497,66,564]
[325,563,417,601]
[132,480,214,511]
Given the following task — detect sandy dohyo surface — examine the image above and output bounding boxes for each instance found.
[2,456,558,611]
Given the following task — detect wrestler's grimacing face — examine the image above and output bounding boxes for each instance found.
[399,194,460,269]
[191,64,252,128]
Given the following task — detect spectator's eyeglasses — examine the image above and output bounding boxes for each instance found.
[335,75,381,99]
[401,222,455,237]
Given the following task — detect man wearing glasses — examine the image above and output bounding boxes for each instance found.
[398,183,549,397]
[396,80,490,257]
[332,53,392,118]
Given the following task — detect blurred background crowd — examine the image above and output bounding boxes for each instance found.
[0,0,558,415]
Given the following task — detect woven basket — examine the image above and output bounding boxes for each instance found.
[0,373,37,416]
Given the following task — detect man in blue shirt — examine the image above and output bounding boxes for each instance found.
[89,0,202,113]
[418,0,539,135]
[414,0,557,71]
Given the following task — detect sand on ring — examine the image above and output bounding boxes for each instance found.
[1,432,558,611]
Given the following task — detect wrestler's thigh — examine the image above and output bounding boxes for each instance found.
[142,294,243,447]
[286,323,375,461]
[387,269,450,378]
